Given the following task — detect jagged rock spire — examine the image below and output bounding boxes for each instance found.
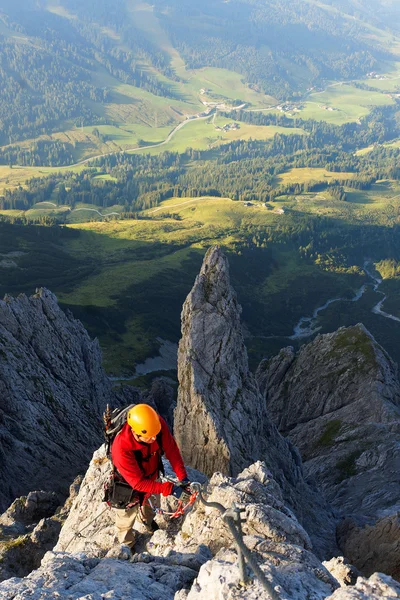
[174,246,264,476]
[174,246,336,557]
[0,288,113,511]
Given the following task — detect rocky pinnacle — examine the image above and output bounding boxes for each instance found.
[174,246,337,557]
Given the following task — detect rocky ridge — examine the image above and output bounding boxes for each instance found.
[0,249,399,598]
[256,324,400,577]
[256,324,400,516]
[174,246,336,558]
[2,447,399,599]
[7,446,342,599]
[0,288,114,512]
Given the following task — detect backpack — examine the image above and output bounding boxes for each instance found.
[103,403,135,458]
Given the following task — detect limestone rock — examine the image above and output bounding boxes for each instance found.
[0,480,85,582]
[0,551,196,600]
[323,556,360,587]
[257,325,400,576]
[174,246,336,558]
[143,378,176,429]
[337,513,400,580]
[2,456,341,600]
[257,324,400,517]
[0,517,61,582]
[54,446,117,557]
[147,462,339,599]
[0,288,115,512]
[0,491,59,536]
[186,542,337,600]
[325,572,400,599]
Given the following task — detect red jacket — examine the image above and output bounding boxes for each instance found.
[111,416,187,500]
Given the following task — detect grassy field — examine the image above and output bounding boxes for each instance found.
[277,83,396,125]
[2,182,400,374]
[54,183,400,372]
[0,164,90,195]
[276,168,357,185]
[3,0,398,173]
[132,115,305,155]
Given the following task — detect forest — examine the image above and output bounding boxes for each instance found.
[151,0,391,98]
[0,0,398,150]
[1,101,399,212]
[0,2,179,146]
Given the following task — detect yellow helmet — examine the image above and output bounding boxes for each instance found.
[127,404,161,438]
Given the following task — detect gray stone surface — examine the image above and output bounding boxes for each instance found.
[0,551,196,600]
[0,288,115,512]
[0,516,61,582]
[325,572,400,599]
[12,451,342,600]
[174,246,336,558]
[323,556,360,587]
[337,513,400,580]
[0,478,85,582]
[257,325,400,577]
[0,491,59,535]
[257,324,400,517]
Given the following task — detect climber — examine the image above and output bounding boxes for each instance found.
[110,403,190,550]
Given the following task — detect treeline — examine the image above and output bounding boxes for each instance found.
[0,143,393,212]
[0,141,74,167]
[225,104,400,152]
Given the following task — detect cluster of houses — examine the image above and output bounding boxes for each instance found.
[215,122,240,132]
[366,72,388,80]
[243,201,285,215]
[276,103,302,113]
[319,105,338,112]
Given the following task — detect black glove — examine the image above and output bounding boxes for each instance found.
[172,484,191,504]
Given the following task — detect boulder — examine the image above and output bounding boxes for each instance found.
[325,573,400,599]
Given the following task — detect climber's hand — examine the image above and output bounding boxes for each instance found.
[172,485,191,504]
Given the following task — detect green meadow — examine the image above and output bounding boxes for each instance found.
[51,182,400,373]
[2,179,400,375]
[296,84,395,125]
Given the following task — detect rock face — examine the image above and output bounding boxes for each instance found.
[2,446,399,599]
[257,324,400,516]
[0,288,114,512]
[21,447,342,600]
[174,246,337,558]
[0,491,61,582]
[257,324,400,577]
[337,513,400,580]
[0,551,197,600]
